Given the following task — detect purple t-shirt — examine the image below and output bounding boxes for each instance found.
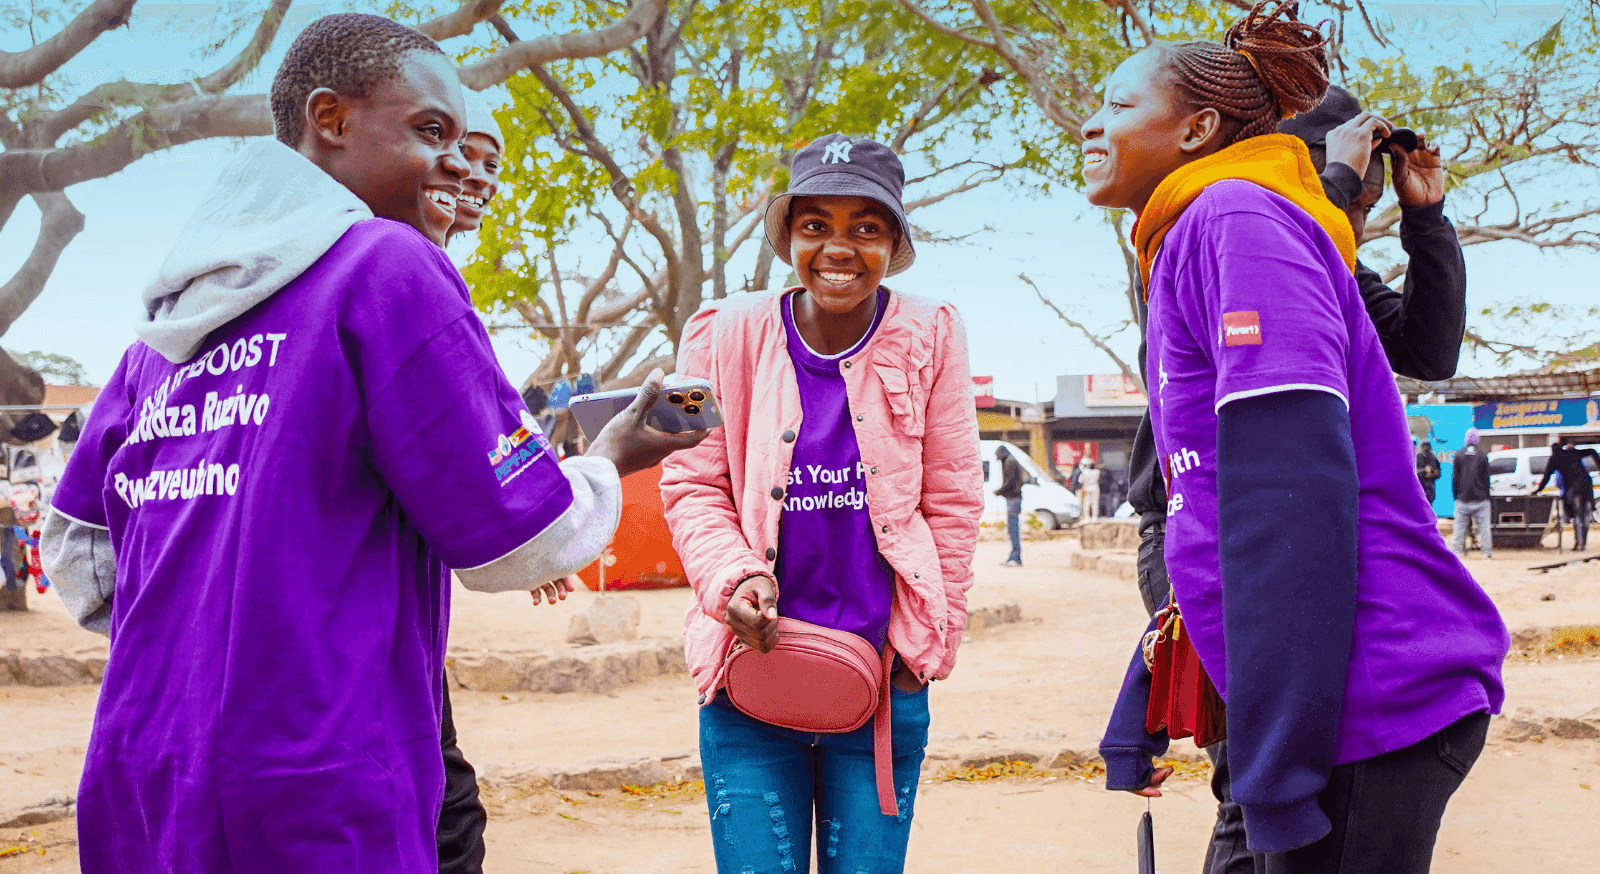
[775,288,895,649]
[51,220,573,872]
[1144,181,1507,765]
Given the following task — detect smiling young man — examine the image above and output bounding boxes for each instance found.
[41,14,700,873]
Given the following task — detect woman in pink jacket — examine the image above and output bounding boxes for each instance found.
[661,134,983,873]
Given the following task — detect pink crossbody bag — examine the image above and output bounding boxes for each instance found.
[722,617,898,816]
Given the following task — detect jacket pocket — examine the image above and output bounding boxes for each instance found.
[874,363,925,437]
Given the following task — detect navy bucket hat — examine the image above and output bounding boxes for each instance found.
[763,134,916,277]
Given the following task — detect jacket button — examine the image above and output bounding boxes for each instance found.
[771,487,784,500]
[881,524,889,533]
[766,547,777,561]
[698,693,707,705]
[843,361,852,369]
[913,572,920,579]
[870,467,878,475]
[856,414,864,422]
[782,430,796,443]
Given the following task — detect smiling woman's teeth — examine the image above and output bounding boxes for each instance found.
[818,271,858,285]
[1084,153,1107,167]
[425,190,457,212]
[460,195,486,209]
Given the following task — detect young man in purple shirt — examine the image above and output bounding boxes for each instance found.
[40,15,699,873]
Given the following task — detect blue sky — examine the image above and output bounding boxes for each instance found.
[2,0,1594,402]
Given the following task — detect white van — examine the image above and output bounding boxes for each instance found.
[1486,445,1600,496]
[979,440,1081,529]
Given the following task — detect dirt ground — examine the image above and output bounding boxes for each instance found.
[3,537,1598,872]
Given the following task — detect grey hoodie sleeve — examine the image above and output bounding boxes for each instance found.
[453,456,622,592]
[39,508,116,637]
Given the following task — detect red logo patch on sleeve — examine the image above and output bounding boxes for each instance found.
[1222,311,1263,346]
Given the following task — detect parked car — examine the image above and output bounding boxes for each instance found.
[979,440,1081,530]
[1486,445,1600,496]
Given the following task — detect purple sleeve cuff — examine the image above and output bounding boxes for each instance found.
[1241,796,1333,854]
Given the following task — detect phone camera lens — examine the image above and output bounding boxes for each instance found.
[688,390,706,402]
[682,403,701,416]
[667,392,686,405]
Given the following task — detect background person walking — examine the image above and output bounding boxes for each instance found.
[1079,460,1102,520]
[1416,441,1442,505]
[1452,429,1492,558]
[1534,438,1600,551]
[995,445,1025,566]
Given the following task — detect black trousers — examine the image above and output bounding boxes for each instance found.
[439,680,488,874]
[1563,488,1593,550]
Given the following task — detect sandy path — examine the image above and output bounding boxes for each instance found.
[3,536,1598,872]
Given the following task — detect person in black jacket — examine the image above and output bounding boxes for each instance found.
[1451,430,1493,558]
[1534,438,1600,550]
[1122,84,1468,874]
[995,446,1026,566]
[1416,441,1443,504]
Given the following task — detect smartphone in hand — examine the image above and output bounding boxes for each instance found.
[570,378,724,441]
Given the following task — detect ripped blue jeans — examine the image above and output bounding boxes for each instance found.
[699,685,931,874]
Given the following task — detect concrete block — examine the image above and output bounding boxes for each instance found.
[958,749,1041,769]
[551,756,674,791]
[1077,519,1141,550]
[16,653,95,686]
[0,792,75,829]
[567,596,641,646]
[449,654,534,693]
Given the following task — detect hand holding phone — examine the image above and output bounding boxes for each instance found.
[571,377,724,439]
[582,369,709,477]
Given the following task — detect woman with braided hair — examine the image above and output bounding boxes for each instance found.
[1087,1,1508,870]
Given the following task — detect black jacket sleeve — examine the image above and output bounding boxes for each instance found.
[1217,390,1360,854]
[1320,164,1468,382]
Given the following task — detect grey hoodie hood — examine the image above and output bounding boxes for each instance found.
[136,139,373,363]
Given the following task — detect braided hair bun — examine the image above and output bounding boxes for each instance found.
[1157,0,1330,146]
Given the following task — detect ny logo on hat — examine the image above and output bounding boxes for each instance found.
[822,140,854,164]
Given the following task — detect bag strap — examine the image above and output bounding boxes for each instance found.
[874,644,897,817]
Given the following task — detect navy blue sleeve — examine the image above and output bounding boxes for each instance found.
[1217,390,1359,854]
[1100,612,1171,791]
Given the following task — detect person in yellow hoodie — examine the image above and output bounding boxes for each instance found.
[1085,2,1508,872]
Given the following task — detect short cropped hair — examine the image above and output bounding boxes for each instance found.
[270,13,445,148]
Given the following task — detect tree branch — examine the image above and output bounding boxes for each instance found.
[0,194,86,337]
[895,0,1000,48]
[416,0,508,41]
[27,0,292,147]
[1021,271,1140,388]
[966,0,1083,132]
[0,0,136,89]
[459,0,666,90]
[2,95,273,195]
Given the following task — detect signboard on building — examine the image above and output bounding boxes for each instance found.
[1054,441,1099,466]
[1474,397,1600,431]
[972,376,995,408]
[1084,374,1147,407]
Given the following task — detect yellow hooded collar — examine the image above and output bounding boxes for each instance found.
[1132,133,1357,295]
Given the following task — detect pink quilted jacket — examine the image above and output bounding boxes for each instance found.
[660,289,983,701]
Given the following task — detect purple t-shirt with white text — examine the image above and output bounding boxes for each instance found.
[1144,181,1507,765]
[52,220,572,872]
[775,289,895,649]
